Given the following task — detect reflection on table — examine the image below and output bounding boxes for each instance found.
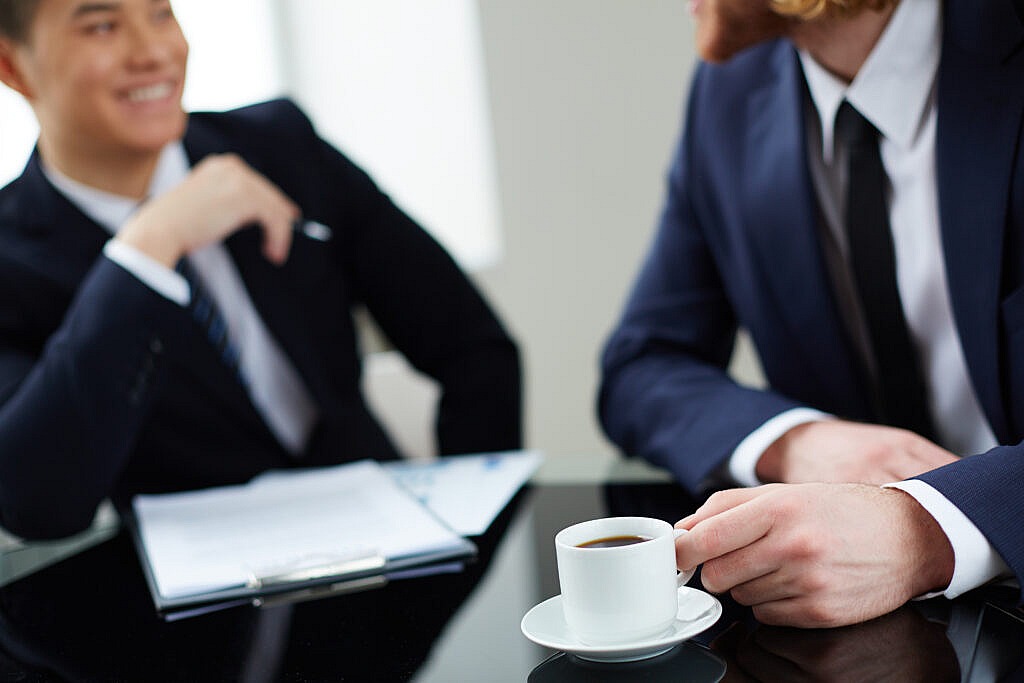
[528,642,726,682]
[0,482,1021,681]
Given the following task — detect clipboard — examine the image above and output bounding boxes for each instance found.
[126,460,477,617]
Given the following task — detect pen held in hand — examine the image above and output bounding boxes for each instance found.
[293,219,333,242]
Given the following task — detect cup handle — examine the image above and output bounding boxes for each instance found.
[673,528,695,586]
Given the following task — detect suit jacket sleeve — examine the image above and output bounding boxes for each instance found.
[598,66,805,492]
[0,256,188,538]
[277,101,523,457]
[915,447,1024,600]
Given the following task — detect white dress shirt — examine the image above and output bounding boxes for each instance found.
[43,143,318,455]
[726,0,1009,596]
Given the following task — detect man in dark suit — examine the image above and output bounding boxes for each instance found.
[0,0,520,539]
[600,0,1024,626]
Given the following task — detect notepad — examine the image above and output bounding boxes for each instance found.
[130,459,476,612]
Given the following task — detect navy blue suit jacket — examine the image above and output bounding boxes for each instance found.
[600,0,1024,594]
[0,99,521,539]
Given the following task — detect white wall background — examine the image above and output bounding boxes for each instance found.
[0,90,34,183]
[474,0,697,459]
[174,0,285,112]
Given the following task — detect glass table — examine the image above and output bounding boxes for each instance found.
[0,473,1021,681]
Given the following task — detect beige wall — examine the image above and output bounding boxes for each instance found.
[474,0,698,459]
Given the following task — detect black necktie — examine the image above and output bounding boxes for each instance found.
[837,101,936,439]
[177,258,245,383]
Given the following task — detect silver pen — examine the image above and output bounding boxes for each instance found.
[293,219,333,242]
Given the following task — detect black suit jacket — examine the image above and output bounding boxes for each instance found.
[0,99,521,538]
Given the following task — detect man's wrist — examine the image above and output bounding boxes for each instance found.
[732,408,832,486]
[102,240,190,305]
[886,487,955,596]
[885,479,1012,598]
[116,217,183,268]
[756,421,816,482]
[756,437,785,482]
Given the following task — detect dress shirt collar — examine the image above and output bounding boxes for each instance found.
[41,142,191,235]
[798,0,940,162]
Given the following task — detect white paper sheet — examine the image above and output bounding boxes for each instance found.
[133,460,469,601]
[385,450,543,535]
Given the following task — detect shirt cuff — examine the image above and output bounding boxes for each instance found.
[884,479,1012,599]
[727,408,832,487]
[103,239,189,306]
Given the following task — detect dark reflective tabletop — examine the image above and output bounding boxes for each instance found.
[0,482,1022,681]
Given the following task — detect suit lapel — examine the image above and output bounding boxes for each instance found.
[936,0,1024,442]
[742,46,872,418]
[19,153,111,288]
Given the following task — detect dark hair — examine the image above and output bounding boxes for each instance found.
[0,1,41,42]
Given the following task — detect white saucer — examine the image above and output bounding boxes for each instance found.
[520,586,722,663]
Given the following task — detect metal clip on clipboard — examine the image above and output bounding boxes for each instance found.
[252,574,389,609]
[161,553,389,622]
[244,552,389,609]
[244,551,387,593]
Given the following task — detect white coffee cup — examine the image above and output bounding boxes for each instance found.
[554,516,694,645]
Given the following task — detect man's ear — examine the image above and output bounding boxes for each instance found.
[0,39,34,99]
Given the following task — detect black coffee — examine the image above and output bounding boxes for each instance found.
[576,534,652,549]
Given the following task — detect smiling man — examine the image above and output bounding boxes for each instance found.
[600,0,1024,627]
[0,0,521,539]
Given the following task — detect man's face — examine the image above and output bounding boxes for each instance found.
[2,0,188,161]
[689,0,792,63]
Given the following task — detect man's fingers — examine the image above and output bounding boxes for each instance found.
[675,485,782,529]
[259,210,297,264]
[699,543,779,596]
[240,169,298,265]
[725,563,806,605]
[675,494,776,571]
[200,154,301,264]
